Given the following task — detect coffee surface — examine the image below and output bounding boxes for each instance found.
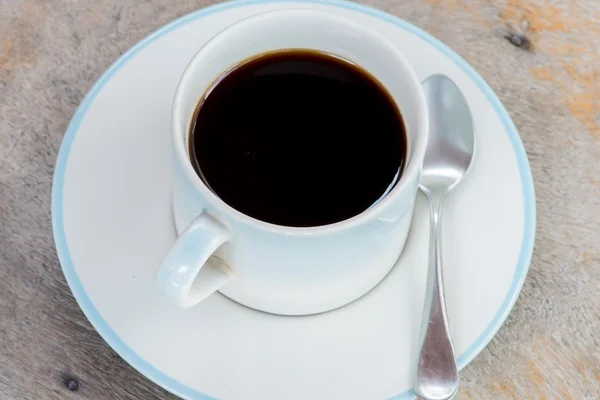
[189,50,407,227]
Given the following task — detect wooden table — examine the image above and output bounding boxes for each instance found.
[1,0,599,398]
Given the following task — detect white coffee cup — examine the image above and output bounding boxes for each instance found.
[156,8,428,315]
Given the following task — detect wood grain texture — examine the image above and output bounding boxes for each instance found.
[1,0,599,399]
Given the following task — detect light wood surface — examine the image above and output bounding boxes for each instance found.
[1,0,599,398]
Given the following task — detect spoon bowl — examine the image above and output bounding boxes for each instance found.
[420,75,475,195]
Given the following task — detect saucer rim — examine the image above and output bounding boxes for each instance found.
[51,0,536,399]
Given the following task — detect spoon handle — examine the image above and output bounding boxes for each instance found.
[414,195,459,400]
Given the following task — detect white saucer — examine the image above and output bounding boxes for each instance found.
[52,1,535,399]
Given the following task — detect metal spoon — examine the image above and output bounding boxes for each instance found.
[414,75,475,400]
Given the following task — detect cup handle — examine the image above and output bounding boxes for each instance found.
[156,213,233,308]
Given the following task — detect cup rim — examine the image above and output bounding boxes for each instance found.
[172,8,429,235]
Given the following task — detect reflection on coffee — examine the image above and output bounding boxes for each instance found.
[189,50,407,227]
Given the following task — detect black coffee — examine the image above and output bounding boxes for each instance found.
[189,50,407,227]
